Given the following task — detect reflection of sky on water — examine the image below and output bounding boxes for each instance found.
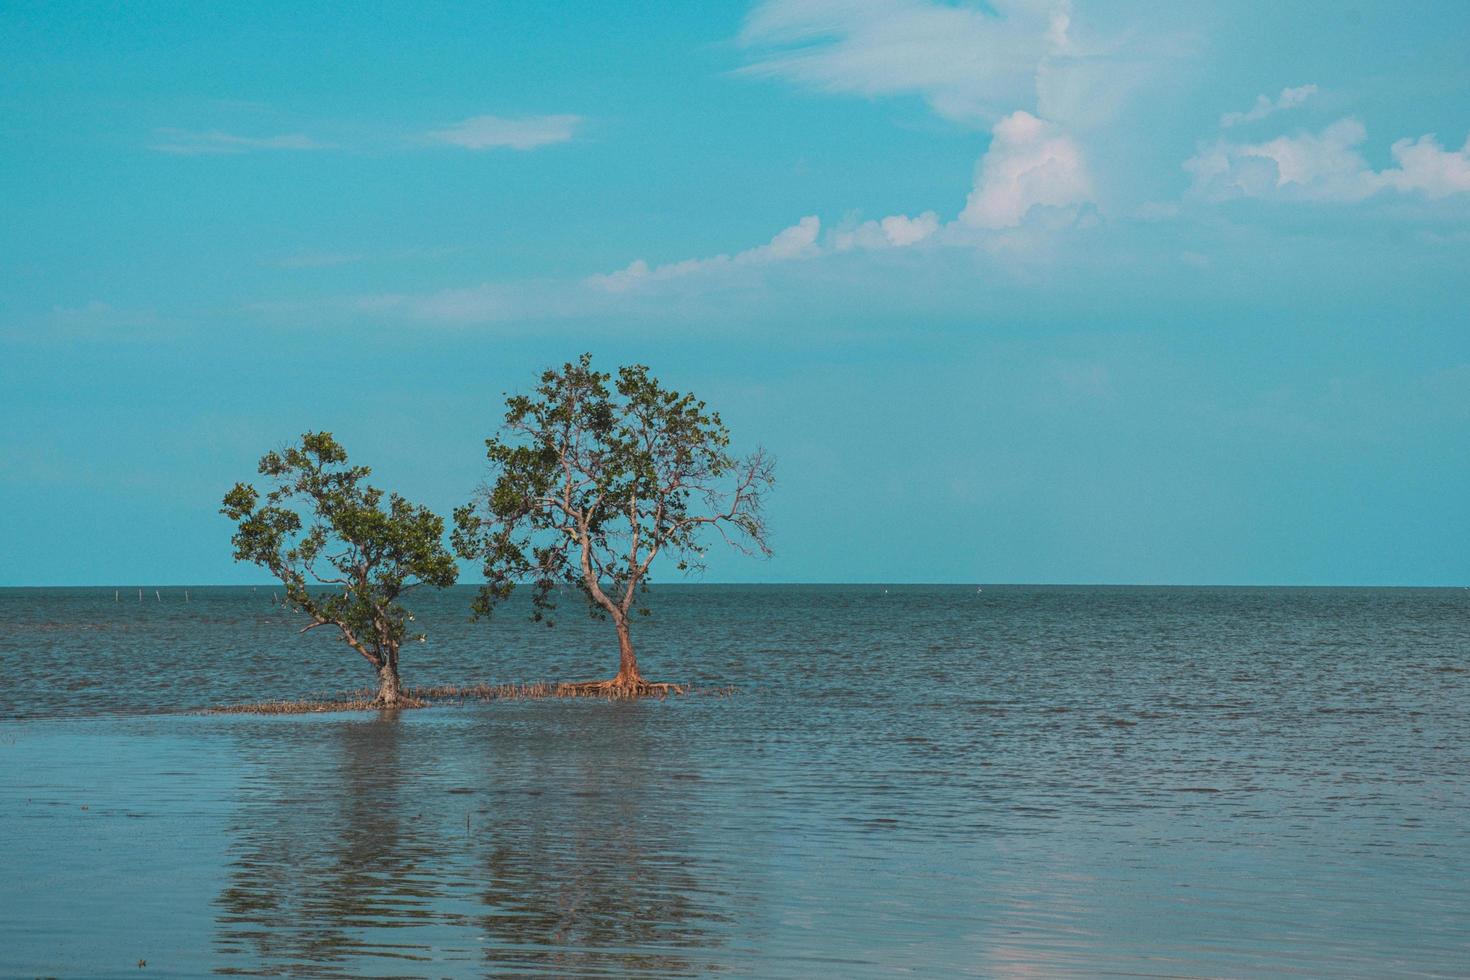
[3,586,1469,975]
[213,708,751,976]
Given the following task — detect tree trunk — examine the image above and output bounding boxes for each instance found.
[611,615,642,687]
[374,662,403,706]
[557,609,684,697]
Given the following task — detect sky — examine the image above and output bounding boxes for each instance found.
[2,0,1468,587]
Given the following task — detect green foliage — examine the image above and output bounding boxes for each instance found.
[453,354,774,629]
[221,432,458,672]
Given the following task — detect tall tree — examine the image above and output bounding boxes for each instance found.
[454,355,774,694]
[221,432,458,706]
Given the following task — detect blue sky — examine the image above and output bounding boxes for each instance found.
[3,0,1468,586]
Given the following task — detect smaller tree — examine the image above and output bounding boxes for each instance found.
[221,432,458,707]
[454,355,774,694]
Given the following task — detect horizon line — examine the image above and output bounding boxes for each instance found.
[2,581,1467,590]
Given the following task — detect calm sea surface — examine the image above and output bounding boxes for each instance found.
[2,585,1467,977]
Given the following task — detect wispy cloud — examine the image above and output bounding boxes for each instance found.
[738,0,1185,136]
[424,114,583,150]
[1186,118,1470,202]
[0,301,179,343]
[587,216,822,292]
[331,93,1112,324]
[149,129,329,155]
[273,251,366,269]
[738,0,1061,124]
[1220,84,1317,128]
[152,114,584,156]
[326,219,830,324]
[51,300,166,330]
[269,245,465,269]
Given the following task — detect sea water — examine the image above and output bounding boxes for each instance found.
[2,585,1467,976]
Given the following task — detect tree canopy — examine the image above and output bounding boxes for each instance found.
[221,431,458,706]
[454,354,774,693]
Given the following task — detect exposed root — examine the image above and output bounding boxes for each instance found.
[205,679,727,714]
[412,681,561,702]
[206,695,424,715]
[554,679,688,699]
[372,695,427,710]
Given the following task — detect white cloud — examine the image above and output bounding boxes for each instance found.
[3,301,180,342]
[348,101,1105,323]
[1220,84,1317,128]
[359,284,516,322]
[269,245,464,269]
[153,114,583,155]
[150,129,328,155]
[880,210,941,245]
[833,210,940,251]
[1186,117,1470,202]
[425,114,582,151]
[738,0,1062,123]
[359,116,1101,323]
[958,110,1092,228]
[587,216,822,292]
[50,301,160,329]
[275,251,366,269]
[739,0,1183,136]
[1381,133,1470,197]
[761,215,824,259]
[347,218,827,319]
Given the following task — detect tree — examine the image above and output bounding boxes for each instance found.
[221,432,458,706]
[454,355,774,694]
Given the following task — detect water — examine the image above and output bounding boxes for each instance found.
[3,585,1468,977]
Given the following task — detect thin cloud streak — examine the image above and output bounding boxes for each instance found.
[149,129,330,155]
[424,114,583,150]
[152,114,584,156]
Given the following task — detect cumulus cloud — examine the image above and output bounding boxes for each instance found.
[1382,133,1470,197]
[959,111,1093,228]
[1186,117,1470,202]
[365,100,1104,323]
[369,101,1104,323]
[761,215,824,259]
[424,114,582,150]
[587,216,822,292]
[880,210,941,246]
[1220,84,1317,128]
[834,210,941,251]
[150,129,328,155]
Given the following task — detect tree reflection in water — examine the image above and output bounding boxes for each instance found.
[213,712,452,974]
[473,706,739,975]
[212,707,744,976]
